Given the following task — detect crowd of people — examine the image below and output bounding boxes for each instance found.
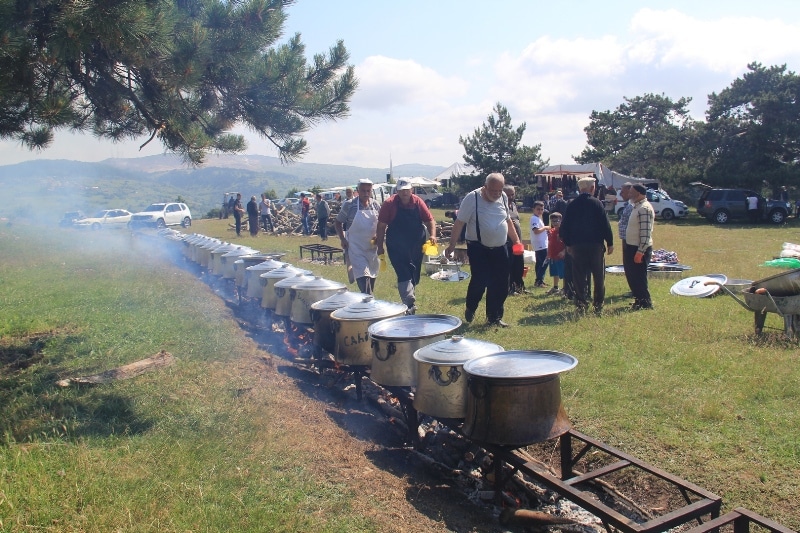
[230,173,654,325]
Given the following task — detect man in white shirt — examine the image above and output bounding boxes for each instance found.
[445,173,522,327]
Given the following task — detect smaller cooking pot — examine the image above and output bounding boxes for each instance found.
[310,289,371,354]
[243,258,286,298]
[273,273,316,317]
[368,314,462,387]
[220,247,258,279]
[413,336,504,419]
[289,276,346,325]
[330,297,407,366]
[260,264,310,309]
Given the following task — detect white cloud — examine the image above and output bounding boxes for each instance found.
[353,55,469,110]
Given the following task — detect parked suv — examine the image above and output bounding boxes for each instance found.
[696,187,789,224]
[129,202,192,229]
[615,189,688,220]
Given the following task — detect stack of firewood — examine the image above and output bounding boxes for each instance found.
[229,202,340,236]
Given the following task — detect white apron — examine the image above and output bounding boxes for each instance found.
[347,201,379,278]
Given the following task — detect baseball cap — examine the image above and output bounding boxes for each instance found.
[396,178,413,190]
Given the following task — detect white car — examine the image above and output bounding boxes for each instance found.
[615,189,688,221]
[74,209,132,230]
[129,202,192,229]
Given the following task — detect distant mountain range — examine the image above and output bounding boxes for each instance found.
[0,154,449,221]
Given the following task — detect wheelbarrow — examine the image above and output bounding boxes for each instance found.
[706,281,800,338]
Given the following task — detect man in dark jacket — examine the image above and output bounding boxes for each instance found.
[559,177,614,314]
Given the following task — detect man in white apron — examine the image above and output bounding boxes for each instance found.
[335,179,380,294]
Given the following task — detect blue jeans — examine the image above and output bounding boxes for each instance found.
[302,213,311,235]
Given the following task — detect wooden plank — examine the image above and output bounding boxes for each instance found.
[56,350,174,387]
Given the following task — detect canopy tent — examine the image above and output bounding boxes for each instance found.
[396,176,440,186]
[538,163,656,189]
[432,162,478,183]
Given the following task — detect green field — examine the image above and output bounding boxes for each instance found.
[1,212,799,530]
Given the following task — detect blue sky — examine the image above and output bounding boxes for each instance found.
[3,0,800,169]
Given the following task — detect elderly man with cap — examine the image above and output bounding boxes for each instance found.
[335,179,381,294]
[445,173,522,327]
[624,184,655,310]
[375,178,436,313]
[559,176,614,314]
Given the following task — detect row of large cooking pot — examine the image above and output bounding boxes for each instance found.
[168,231,580,447]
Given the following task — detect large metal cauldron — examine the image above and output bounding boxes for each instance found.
[289,277,347,325]
[260,264,310,309]
[462,350,577,446]
[413,336,503,419]
[330,297,407,366]
[309,289,371,355]
[368,314,462,387]
[273,273,315,318]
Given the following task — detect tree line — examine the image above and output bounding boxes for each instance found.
[459,63,800,199]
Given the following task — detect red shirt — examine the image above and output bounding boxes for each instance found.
[378,195,434,224]
[547,227,565,259]
[301,197,310,215]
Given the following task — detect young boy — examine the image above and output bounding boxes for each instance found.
[529,201,549,287]
[546,212,566,295]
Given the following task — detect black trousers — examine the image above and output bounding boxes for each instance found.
[466,242,510,322]
[506,241,525,292]
[569,242,606,310]
[623,244,652,307]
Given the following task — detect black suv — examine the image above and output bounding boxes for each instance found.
[696,187,790,224]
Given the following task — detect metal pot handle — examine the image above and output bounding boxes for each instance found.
[309,309,319,323]
[467,376,487,399]
[429,365,461,386]
[374,341,395,361]
[275,287,285,297]
[331,320,340,333]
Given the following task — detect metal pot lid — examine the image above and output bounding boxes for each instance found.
[464,350,578,378]
[249,259,293,272]
[310,289,371,311]
[274,273,316,288]
[649,262,692,271]
[292,276,346,292]
[330,296,407,321]
[200,239,226,249]
[211,243,238,253]
[605,265,625,274]
[669,276,721,298]
[413,336,504,365]
[430,270,470,282]
[704,273,728,284]
[368,314,462,339]
[222,247,258,258]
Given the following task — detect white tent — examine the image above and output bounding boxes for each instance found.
[396,176,440,186]
[538,163,656,189]
[432,162,477,183]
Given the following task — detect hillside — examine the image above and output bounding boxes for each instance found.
[0,155,447,222]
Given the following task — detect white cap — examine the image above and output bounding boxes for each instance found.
[357,178,373,185]
[395,178,413,190]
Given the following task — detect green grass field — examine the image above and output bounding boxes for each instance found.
[1,212,799,530]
